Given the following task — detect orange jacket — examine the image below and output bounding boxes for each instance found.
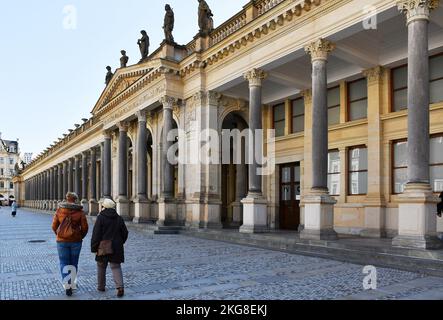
[52,203,89,243]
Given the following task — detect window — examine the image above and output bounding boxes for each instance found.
[0,181,3,189]
[430,135,443,192]
[328,150,341,196]
[391,65,408,111]
[9,158,14,165]
[0,169,3,176]
[328,86,340,125]
[347,78,368,121]
[392,135,443,193]
[392,140,408,194]
[291,98,305,133]
[9,182,13,190]
[348,146,368,195]
[430,54,443,104]
[273,104,285,137]
[9,169,13,176]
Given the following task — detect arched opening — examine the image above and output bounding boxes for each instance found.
[221,112,248,228]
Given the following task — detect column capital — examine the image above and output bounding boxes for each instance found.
[300,89,312,105]
[304,38,336,62]
[159,95,178,109]
[244,68,268,87]
[397,0,439,24]
[118,121,129,132]
[363,66,385,84]
[103,130,112,139]
[136,110,147,122]
[208,91,222,106]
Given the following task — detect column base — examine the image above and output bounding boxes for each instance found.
[116,198,131,221]
[157,199,177,226]
[300,190,337,240]
[239,196,269,234]
[392,183,442,250]
[81,199,89,214]
[134,198,151,224]
[89,200,99,216]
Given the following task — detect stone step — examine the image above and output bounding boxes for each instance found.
[183,229,443,277]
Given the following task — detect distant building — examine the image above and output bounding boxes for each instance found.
[0,133,20,205]
[22,153,33,165]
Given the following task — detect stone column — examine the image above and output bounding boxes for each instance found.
[74,155,81,197]
[240,68,269,234]
[103,131,112,200]
[157,96,178,226]
[100,142,105,200]
[89,147,99,216]
[393,0,441,249]
[49,168,54,210]
[134,110,150,223]
[116,122,130,219]
[81,152,89,213]
[63,161,68,199]
[68,158,74,193]
[58,164,63,203]
[300,38,338,240]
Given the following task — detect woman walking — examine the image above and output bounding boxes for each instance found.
[91,199,128,298]
[52,192,89,297]
[438,191,443,218]
[11,201,18,217]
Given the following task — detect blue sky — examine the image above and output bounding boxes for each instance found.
[0,0,241,157]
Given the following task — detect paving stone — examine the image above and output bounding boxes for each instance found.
[0,207,442,300]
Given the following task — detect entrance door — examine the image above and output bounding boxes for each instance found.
[279,163,301,230]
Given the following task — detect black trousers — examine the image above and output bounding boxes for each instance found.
[438,202,443,214]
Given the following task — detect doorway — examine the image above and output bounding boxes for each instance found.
[279,162,301,230]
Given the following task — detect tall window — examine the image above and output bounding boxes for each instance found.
[347,78,368,121]
[391,65,408,111]
[291,98,304,133]
[392,140,408,194]
[348,146,368,195]
[392,135,443,193]
[430,135,443,192]
[273,103,285,137]
[430,54,443,104]
[0,181,4,189]
[9,182,13,189]
[328,150,341,196]
[328,86,340,125]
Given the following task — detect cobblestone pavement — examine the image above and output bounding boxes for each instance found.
[1,207,443,300]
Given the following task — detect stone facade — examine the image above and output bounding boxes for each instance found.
[15,0,443,248]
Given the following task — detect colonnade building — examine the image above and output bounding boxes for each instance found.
[14,0,443,249]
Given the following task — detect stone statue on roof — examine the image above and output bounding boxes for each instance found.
[120,50,129,68]
[198,0,214,36]
[163,4,175,44]
[137,30,150,62]
[105,66,113,85]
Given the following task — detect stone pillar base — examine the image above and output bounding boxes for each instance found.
[239,196,269,234]
[230,201,243,227]
[116,198,131,221]
[157,199,177,226]
[81,199,89,214]
[201,201,223,229]
[89,200,99,216]
[361,204,386,238]
[300,191,337,240]
[133,199,151,224]
[392,183,442,250]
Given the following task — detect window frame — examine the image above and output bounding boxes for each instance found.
[391,138,408,195]
[430,53,443,105]
[327,149,341,196]
[327,85,341,126]
[291,97,305,134]
[430,133,443,193]
[347,145,368,196]
[272,103,286,137]
[390,64,408,112]
[346,78,368,122]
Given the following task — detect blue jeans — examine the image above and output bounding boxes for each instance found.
[56,242,82,289]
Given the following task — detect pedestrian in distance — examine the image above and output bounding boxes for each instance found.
[52,192,89,297]
[437,191,443,218]
[91,198,129,298]
[11,201,18,217]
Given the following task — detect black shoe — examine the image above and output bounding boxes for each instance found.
[97,288,105,292]
[66,288,73,297]
[117,288,124,298]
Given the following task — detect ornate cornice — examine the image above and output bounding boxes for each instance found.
[397,0,440,24]
[304,38,335,62]
[244,68,268,87]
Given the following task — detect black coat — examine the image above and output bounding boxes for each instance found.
[91,208,129,263]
